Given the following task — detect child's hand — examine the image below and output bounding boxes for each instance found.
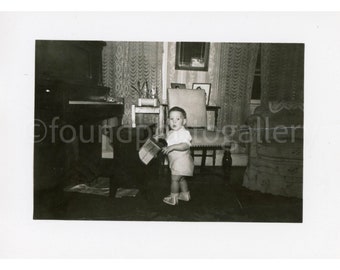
[153,134,165,140]
[161,146,174,155]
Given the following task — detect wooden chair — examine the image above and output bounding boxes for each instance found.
[167,88,232,184]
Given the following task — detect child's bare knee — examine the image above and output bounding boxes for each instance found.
[171,175,182,182]
[179,177,186,182]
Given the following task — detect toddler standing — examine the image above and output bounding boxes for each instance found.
[161,106,194,205]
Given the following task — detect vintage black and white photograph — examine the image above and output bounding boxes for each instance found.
[34,41,304,222]
[2,11,340,260]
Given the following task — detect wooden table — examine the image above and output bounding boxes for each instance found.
[131,104,165,135]
[206,105,221,128]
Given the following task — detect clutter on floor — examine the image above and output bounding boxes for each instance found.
[64,177,110,196]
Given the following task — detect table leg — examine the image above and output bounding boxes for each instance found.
[214,109,219,129]
[158,105,164,136]
[131,105,136,128]
[222,147,232,185]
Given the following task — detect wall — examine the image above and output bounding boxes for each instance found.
[165,42,222,130]
[166,42,222,106]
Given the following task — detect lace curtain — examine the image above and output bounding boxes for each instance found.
[102,42,163,126]
[217,43,259,129]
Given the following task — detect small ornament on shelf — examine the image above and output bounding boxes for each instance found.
[132,80,159,107]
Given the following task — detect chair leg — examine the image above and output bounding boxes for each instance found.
[190,149,194,158]
[201,149,207,169]
[212,150,216,166]
[222,147,232,185]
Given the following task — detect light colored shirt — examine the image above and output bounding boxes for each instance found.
[166,126,194,176]
[166,126,192,147]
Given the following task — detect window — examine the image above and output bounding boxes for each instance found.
[251,46,261,100]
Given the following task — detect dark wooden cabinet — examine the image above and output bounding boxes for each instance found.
[34,41,124,192]
[35,41,110,117]
[35,40,106,86]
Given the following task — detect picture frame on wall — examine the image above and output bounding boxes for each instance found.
[175,42,210,71]
[192,83,211,105]
[171,83,186,89]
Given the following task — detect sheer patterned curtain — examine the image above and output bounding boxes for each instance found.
[217,43,259,129]
[102,42,163,126]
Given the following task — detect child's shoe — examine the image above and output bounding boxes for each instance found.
[178,191,191,201]
[163,193,179,205]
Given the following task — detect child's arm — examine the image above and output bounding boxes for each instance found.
[161,143,189,155]
[153,134,166,139]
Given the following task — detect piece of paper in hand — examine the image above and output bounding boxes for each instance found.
[138,138,166,165]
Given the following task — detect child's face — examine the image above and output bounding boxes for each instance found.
[169,111,186,131]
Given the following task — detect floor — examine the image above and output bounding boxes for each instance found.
[34,162,303,222]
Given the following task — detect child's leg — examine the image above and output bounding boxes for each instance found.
[163,175,182,205]
[179,177,188,192]
[170,175,182,193]
[179,177,191,201]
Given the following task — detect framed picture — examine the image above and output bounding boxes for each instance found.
[175,42,210,71]
[192,83,211,105]
[171,83,186,89]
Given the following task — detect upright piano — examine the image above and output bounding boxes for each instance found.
[34,40,124,192]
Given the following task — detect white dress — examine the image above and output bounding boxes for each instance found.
[166,127,194,176]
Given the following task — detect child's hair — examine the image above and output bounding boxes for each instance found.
[168,106,187,119]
